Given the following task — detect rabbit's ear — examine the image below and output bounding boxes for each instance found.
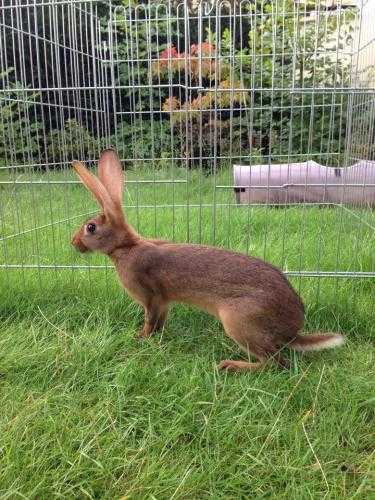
[98,148,124,208]
[73,161,122,223]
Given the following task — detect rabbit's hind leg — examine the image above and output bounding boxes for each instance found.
[218,359,265,372]
[218,303,289,372]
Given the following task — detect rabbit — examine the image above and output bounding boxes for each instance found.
[71,149,345,371]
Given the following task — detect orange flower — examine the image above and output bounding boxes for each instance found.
[162,96,181,112]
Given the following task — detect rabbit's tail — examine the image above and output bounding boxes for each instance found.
[290,332,345,352]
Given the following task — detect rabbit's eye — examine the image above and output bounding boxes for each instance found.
[87,223,96,234]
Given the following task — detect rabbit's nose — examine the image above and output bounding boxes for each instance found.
[71,233,80,248]
[71,233,88,253]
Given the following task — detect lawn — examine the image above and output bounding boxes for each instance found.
[0,165,374,498]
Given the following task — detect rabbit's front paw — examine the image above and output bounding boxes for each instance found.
[136,327,153,340]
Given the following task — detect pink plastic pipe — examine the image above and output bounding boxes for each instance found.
[233,160,375,206]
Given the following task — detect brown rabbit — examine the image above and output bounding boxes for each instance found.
[71,149,344,371]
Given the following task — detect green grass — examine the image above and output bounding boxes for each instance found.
[0,166,374,498]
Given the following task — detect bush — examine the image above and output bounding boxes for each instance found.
[46,119,105,165]
[0,69,41,170]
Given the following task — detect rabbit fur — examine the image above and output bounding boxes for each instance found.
[71,149,344,371]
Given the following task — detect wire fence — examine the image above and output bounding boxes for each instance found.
[0,0,374,285]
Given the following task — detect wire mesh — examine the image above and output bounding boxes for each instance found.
[0,0,374,287]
